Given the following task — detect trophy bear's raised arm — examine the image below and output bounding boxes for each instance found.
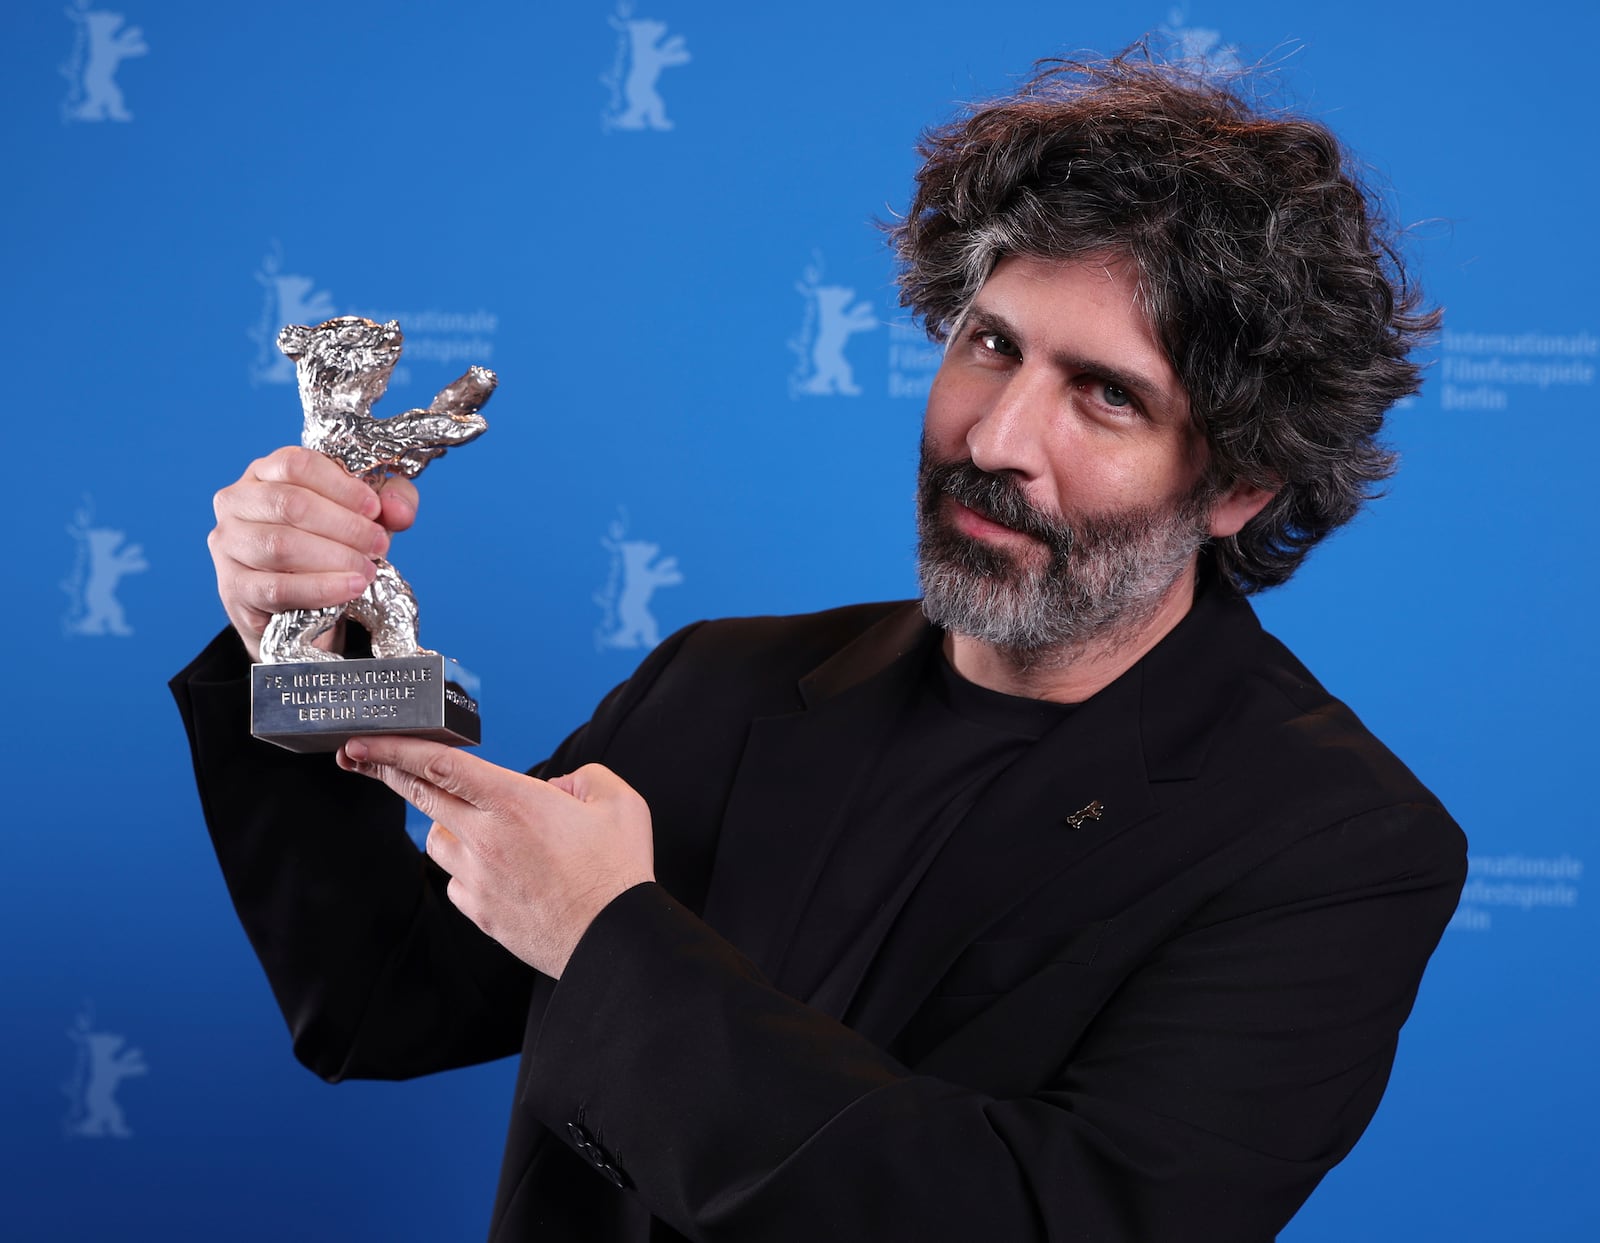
[260,316,496,664]
[275,316,494,480]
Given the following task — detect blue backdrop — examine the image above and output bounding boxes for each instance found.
[5,1,1595,1238]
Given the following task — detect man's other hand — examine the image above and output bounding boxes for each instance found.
[208,447,419,661]
[336,738,657,978]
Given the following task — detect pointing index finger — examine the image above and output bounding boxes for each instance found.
[338,735,474,824]
[341,735,538,806]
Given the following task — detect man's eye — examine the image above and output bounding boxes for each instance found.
[1101,383,1132,408]
[976,331,1019,358]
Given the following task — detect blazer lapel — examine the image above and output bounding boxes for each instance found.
[699,605,936,983]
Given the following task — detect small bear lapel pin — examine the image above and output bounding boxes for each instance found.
[1064,800,1105,831]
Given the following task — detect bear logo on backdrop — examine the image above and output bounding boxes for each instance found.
[60,0,148,123]
[1158,5,1243,73]
[249,242,500,390]
[789,253,879,398]
[595,509,683,652]
[62,497,148,638]
[251,243,336,386]
[601,2,691,132]
[62,1005,147,1139]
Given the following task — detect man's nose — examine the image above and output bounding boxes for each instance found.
[965,368,1054,480]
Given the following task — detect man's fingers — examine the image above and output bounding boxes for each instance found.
[424,821,463,872]
[222,563,375,619]
[253,445,381,518]
[339,736,520,826]
[214,515,383,580]
[208,446,418,660]
[220,480,391,562]
[343,735,478,795]
[211,516,377,615]
[338,756,473,829]
[421,821,487,930]
[372,476,420,533]
[548,763,642,807]
[338,748,654,977]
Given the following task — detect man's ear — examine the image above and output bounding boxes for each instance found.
[1207,479,1278,539]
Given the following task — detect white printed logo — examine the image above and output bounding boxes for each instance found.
[1448,853,1584,934]
[602,3,691,132]
[1160,5,1243,74]
[250,242,337,386]
[595,510,683,651]
[1438,329,1597,411]
[888,322,943,400]
[63,1005,147,1139]
[62,498,148,638]
[249,242,499,388]
[60,1,148,123]
[338,306,499,386]
[789,254,878,398]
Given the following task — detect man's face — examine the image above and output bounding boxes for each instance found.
[918,253,1233,655]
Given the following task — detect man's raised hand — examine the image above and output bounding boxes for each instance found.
[208,447,420,661]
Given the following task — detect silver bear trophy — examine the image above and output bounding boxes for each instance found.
[258,315,495,664]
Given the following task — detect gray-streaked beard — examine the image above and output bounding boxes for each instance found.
[916,446,1215,664]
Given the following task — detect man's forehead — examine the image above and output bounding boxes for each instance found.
[971,250,1151,315]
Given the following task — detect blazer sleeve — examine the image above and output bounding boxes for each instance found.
[168,622,702,1083]
[522,800,1465,1243]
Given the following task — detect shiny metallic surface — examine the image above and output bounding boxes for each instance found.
[259,316,495,664]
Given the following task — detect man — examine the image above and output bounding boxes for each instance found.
[174,55,1464,1241]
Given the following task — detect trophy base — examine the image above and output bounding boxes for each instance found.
[250,654,480,753]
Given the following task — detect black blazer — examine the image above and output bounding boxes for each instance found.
[171,582,1465,1242]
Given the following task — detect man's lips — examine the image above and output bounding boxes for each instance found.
[945,496,1042,545]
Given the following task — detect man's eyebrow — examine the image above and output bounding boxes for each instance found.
[960,303,1179,413]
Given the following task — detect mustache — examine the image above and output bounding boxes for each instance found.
[919,456,1075,556]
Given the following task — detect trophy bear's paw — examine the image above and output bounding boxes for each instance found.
[279,643,345,664]
[261,607,347,665]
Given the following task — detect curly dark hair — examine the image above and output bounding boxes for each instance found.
[889,52,1439,592]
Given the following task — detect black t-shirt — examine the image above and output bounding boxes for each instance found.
[778,642,1075,1012]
